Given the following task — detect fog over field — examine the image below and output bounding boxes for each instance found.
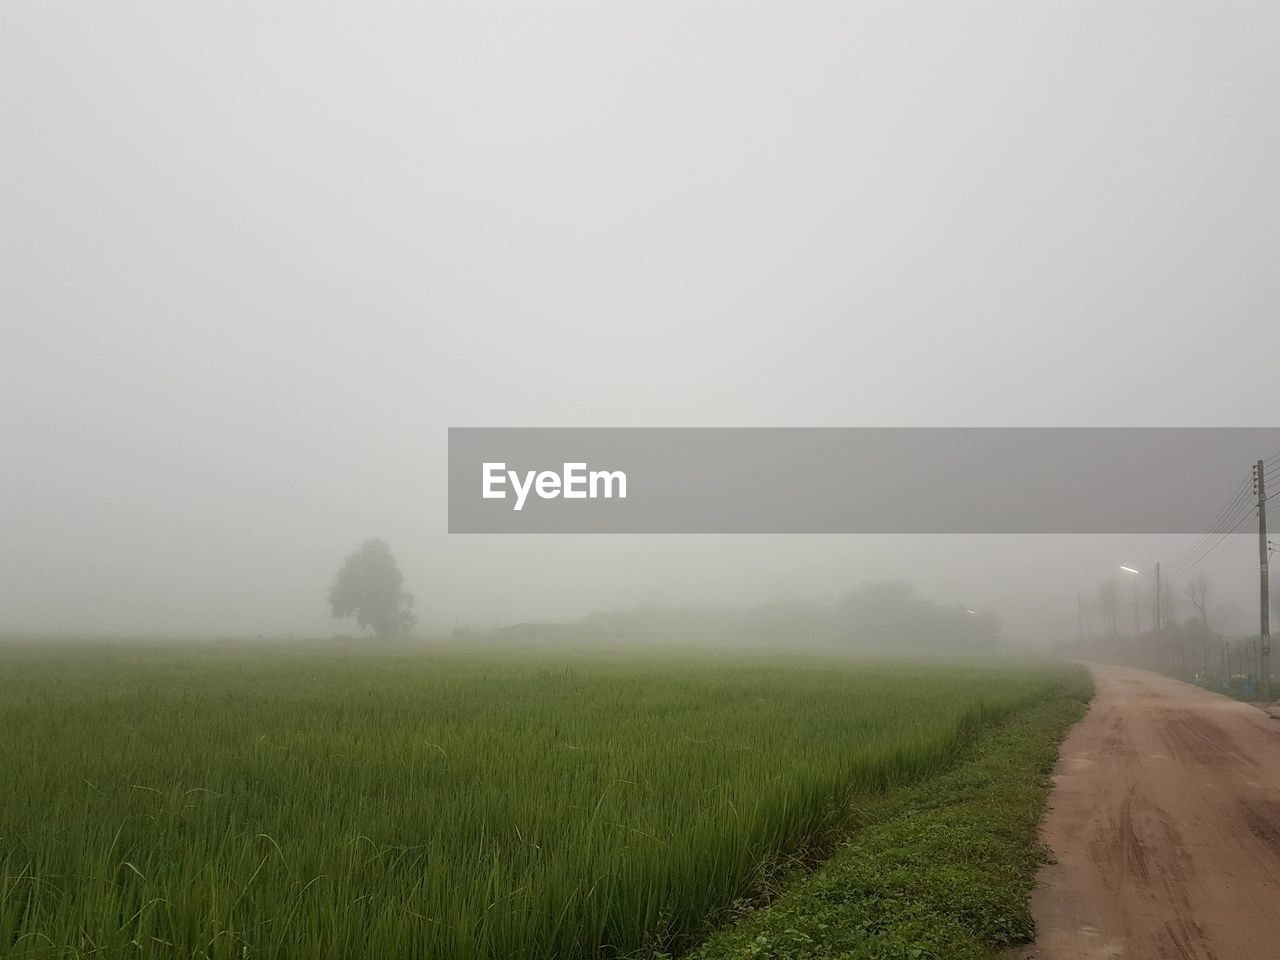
[3,2,1278,642]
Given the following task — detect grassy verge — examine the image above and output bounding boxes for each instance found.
[682,668,1092,960]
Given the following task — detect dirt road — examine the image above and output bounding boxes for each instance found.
[1022,663,1280,960]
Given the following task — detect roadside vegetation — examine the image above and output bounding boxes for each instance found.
[685,670,1092,960]
[0,642,1083,959]
[1058,569,1275,700]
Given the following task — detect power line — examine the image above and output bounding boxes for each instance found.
[1175,455,1279,563]
[1171,476,1255,571]
[1172,452,1280,576]
[1182,489,1252,548]
[1169,510,1254,579]
[1168,507,1257,583]
[1170,508,1256,579]
[1169,482,1258,580]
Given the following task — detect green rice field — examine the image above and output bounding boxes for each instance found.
[0,641,1079,959]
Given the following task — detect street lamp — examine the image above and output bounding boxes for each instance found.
[1120,563,1162,631]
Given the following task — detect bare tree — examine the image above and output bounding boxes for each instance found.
[1187,573,1211,628]
[1185,573,1214,675]
[1158,582,1179,631]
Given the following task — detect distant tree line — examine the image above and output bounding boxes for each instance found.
[324,539,1003,655]
[1056,571,1277,695]
[563,582,1006,654]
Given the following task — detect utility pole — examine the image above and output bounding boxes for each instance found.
[1077,590,1084,643]
[1154,561,1161,632]
[1132,579,1140,638]
[1255,460,1270,700]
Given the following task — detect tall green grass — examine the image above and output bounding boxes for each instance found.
[0,642,1073,959]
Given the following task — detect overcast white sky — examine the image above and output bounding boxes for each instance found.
[3,2,1278,641]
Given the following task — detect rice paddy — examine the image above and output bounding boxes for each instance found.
[0,641,1077,959]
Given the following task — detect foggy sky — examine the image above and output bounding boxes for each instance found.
[3,2,1278,643]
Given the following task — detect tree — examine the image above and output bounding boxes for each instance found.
[831,582,1004,653]
[1185,574,1213,674]
[1186,573,1211,629]
[328,539,417,639]
[1158,580,1178,630]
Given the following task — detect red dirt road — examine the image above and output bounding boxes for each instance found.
[1021,663,1280,960]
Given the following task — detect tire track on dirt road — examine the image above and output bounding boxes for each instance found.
[1019,663,1280,960]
